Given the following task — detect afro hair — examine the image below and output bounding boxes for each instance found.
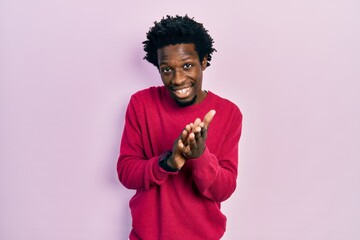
[143,15,216,68]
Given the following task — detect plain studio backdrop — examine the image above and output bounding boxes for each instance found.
[0,0,359,239]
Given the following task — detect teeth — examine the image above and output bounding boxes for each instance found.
[176,87,190,94]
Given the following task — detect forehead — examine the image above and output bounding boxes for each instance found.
[157,43,199,64]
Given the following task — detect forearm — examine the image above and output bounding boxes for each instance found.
[117,153,177,190]
[191,147,238,202]
[117,96,179,190]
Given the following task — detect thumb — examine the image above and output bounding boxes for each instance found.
[203,110,216,128]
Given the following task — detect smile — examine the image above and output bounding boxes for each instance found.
[172,86,192,99]
[175,87,190,95]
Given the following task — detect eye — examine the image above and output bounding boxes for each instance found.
[183,63,193,69]
[161,67,172,73]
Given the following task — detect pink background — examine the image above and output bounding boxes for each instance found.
[1,0,359,239]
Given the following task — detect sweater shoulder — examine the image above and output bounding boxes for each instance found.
[128,86,166,109]
[131,86,163,101]
[208,91,242,117]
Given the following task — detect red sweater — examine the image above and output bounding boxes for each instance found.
[117,86,242,240]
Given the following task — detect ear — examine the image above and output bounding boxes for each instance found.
[201,55,208,70]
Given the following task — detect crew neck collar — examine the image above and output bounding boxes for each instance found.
[161,86,212,111]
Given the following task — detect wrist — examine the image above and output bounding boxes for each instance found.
[159,151,180,172]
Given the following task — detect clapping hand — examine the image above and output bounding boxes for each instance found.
[181,109,216,158]
[167,110,216,169]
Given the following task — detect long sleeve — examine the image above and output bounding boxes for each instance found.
[190,105,242,202]
[117,95,177,191]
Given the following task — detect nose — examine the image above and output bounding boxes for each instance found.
[172,68,186,85]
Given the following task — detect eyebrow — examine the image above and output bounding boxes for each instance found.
[159,56,195,65]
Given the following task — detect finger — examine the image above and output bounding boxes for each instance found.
[201,125,208,140]
[203,110,216,128]
[181,145,192,158]
[197,122,208,140]
[188,133,198,150]
[172,139,188,162]
[192,118,201,131]
[185,124,191,132]
[194,128,202,142]
[193,125,202,133]
[177,139,185,150]
[188,132,195,142]
[181,124,191,143]
[181,124,193,145]
[180,129,188,143]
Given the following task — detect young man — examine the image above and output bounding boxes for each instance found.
[117,15,242,240]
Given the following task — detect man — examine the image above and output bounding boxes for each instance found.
[117,15,242,240]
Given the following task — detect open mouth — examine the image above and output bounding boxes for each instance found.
[173,87,191,98]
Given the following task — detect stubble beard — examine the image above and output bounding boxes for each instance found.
[175,95,197,107]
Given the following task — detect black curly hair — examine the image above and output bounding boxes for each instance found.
[143,15,216,68]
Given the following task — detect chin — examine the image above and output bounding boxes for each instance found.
[175,95,197,107]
